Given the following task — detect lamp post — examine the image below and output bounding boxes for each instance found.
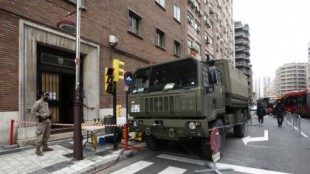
[57,0,83,160]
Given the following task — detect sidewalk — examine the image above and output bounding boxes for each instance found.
[0,137,146,174]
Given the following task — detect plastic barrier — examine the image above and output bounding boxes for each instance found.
[285,112,302,136]
[9,119,125,145]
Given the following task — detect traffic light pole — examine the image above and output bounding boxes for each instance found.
[113,81,118,150]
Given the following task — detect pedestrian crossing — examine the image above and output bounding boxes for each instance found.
[106,153,291,174]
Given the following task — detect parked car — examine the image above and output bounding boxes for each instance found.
[251,106,257,111]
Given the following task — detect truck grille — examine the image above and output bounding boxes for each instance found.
[144,96,175,113]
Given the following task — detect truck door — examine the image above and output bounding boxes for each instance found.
[202,65,215,117]
[213,71,225,109]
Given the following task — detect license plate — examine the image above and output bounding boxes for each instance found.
[131,104,140,112]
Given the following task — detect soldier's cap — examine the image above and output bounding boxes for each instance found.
[41,92,49,96]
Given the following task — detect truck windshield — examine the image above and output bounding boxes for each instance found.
[131,58,198,94]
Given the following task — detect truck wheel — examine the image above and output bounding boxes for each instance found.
[145,135,168,151]
[200,119,225,160]
[234,114,245,137]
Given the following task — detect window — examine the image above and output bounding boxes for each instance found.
[187,13,194,26]
[193,42,201,54]
[129,10,142,36]
[156,29,165,48]
[194,20,200,32]
[174,5,181,22]
[187,37,193,48]
[205,33,213,45]
[174,41,181,57]
[156,0,165,8]
[131,58,198,94]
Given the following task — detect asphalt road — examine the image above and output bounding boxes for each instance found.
[97,114,310,174]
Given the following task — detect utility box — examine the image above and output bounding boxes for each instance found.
[103,115,115,134]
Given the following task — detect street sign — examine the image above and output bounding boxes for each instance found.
[123,71,132,86]
[210,127,221,153]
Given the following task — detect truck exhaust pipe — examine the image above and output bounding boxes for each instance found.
[168,128,175,137]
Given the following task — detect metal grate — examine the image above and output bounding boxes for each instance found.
[41,53,75,69]
[144,95,175,113]
[41,72,59,122]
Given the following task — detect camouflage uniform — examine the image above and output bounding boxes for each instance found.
[31,98,53,155]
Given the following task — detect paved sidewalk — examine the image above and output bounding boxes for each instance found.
[0,138,146,174]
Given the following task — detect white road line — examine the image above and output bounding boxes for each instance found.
[158,166,186,174]
[286,121,309,138]
[157,154,291,174]
[110,161,153,174]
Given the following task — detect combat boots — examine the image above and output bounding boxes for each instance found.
[42,144,53,151]
[36,146,43,156]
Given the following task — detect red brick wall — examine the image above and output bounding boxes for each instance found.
[0,0,185,111]
[0,10,19,111]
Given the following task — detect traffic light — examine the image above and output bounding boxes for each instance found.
[112,59,125,82]
[116,104,121,117]
[105,67,115,94]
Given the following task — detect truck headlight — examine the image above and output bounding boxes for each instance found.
[189,122,196,130]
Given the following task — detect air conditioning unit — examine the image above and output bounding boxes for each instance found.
[205,19,211,28]
[196,27,201,33]
[187,17,192,24]
[209,6,215,14]
[206,37,211,44]
[195,6,200,13]
[198,11,203,17]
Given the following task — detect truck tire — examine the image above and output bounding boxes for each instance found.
[145,135,168,151]
[234,113,245,137]
[200,119,225,160]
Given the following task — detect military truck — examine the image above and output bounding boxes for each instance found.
[128,57,250,159]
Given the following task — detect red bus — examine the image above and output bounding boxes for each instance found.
[257,96,282,115]
[282,89,310,117]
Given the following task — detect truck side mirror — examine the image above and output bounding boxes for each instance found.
[209,67,218,84]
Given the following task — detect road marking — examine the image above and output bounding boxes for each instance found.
[242,130,269,145]
[157,154,290,174]
[215,163,291,174]
[286,120,308,138]
[110,161,153,174]
[158,166,186,174]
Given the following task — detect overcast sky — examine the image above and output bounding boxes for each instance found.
[233,0,310,80]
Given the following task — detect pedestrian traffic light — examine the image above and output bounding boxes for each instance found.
[105,67,115,94]
[112,59,125,82]
[116,104,121,117]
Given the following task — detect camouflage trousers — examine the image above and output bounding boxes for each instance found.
[35,122,51,147]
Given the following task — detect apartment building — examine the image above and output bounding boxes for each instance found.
[274,63,308,96]
[234,21,253,103]
[190,0,235,62]
[0,0,234,145]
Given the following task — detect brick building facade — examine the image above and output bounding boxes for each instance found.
[0,0,234,146]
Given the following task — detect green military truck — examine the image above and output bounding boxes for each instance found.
[128,57,250,159]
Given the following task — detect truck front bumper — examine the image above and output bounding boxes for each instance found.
[129,118,210,141]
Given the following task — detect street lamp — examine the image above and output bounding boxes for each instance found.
[57,0,83,160]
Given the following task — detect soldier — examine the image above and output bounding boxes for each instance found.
[31,92,53,156]
[274,100,285,127]
[256,104,266,125]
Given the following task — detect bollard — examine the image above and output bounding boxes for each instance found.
[124,124,128,151]
[10,120,15,145]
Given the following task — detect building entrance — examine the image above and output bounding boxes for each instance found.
[37,44,83,132]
